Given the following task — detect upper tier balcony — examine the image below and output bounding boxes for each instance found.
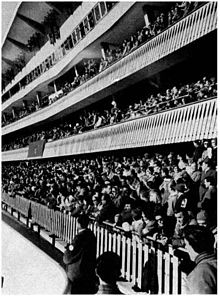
[2,2,217,137]
[2,97,217,162]
[2,2,134,110]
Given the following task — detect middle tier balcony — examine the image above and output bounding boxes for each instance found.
[2,97,217,162]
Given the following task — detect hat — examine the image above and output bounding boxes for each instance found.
[175,183,186,193]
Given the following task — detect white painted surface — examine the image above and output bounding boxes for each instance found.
[1,222,67,294]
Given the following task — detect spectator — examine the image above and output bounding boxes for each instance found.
[172,210,196,248]
[199,158,217,201]
[137,209,157,240]
[96,193,116,223]
[166,180,179,217]
[192,140,204,163]
[210,138,217,167]
[63,214,97,294]
[96,252,122,294]
[198,176,217,227]
[183,225,217,294]
[114,200,133,227]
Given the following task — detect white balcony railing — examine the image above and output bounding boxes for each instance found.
[2,98,217,162]
[2,2,217,136]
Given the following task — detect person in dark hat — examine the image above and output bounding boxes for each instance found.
[63,214,97,294]
[96,252,122,294]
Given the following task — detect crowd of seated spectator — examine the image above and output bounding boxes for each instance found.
[2,140,217,252]
[2,76,217,151]
[2,1,205,123]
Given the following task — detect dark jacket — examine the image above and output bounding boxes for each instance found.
[63,228,97,292]
[199,169,217,200]
[186,252,217,294]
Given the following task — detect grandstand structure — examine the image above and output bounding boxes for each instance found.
[2,2,217,294]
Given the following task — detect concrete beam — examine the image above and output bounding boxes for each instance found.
[7,37,29,52]
[2,57,14,67]
[17,13,45,35]
[46,2,62,15]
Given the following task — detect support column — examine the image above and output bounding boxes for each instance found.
[53,81,57,93]
[100,42,109,60]
[12,107,16,119]
[2,113,6,122]
[8,90,11,98]
[36,92,41,105]
[101,46,106,60]
[19,82,22,90]
[22,100,27,109]
[74,66,79,77]
[142,5,154,27]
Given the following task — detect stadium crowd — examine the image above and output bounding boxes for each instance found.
[2,76,217,151]
[2,139,217,250]
[2,1,204,128]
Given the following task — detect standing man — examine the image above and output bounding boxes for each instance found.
[63,214,97,294]
[184,225,217,294]
[199,158,217,201]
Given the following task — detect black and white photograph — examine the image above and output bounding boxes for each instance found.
[1,1,217,294]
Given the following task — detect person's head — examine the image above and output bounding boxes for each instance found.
[174,183,186,195]
[105,184,112,194]
[190,162,197,172]
[131,207,142,221]
[211,138,217,148]
[161,167,169,178]
[193,140,201,147]
[149,189,160,203]
[124,202,132,212]
[77,214,89,231]
[184,225,215,261]
[139,189,149,202]
[153,164,161,174]
[204,176,215,188]
[155,214,164,228]
[203,139,210,148]
[111,185,118,197]
[169,180,177,193]
[175,210,189,226]
[96,252,121,284]
[101,193,111,206]
[202,158,213,171]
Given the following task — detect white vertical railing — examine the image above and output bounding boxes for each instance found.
[42,98,217,156]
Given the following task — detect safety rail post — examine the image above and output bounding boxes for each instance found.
[96,224,101,257]
[126,236,132,282]
[131,236,137,287]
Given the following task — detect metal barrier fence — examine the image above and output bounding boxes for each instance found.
[2,194,186,294]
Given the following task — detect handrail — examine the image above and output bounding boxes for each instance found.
[2,2,217,135]
[2,194,186,294]
[2,98,217,161]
